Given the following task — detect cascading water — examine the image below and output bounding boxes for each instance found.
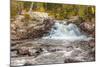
[43,20,92,41]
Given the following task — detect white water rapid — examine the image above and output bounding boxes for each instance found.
[43,20,92,41]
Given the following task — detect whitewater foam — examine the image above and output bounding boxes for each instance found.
[43,21,92,41]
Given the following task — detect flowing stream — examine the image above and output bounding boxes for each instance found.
[11,13,95,66]
[43,20,92,41]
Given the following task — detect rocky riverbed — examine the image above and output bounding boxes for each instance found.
[11,38,95,66]
[11,12,95,66]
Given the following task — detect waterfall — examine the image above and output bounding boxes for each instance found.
[43,20,92,41]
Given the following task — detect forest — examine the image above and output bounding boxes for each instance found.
[11,0,95,22]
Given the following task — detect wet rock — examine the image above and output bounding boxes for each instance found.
[47,47,63,52]
[88,39,95,48]
[77,39,95,48]
[11,56,36,66]
[33,52,65,64]
[64,58,82,63]
[15,42,43,56]
[17,47,43,57]
[11,51,18,57]
[66,46,74,52]
[23,63,32,66]
[79,22,95,37]
[17,46,31,56]
[11,39,95,66]
[70,49,82,57]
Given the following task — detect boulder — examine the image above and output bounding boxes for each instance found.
[17,46,30,56]
[33,52,65,64]
[11,12,55,40]
[67,16,83,25]
[17,46,43,57]
[64,58,82,63]
[79,22,95,37]
[29,12,49,21]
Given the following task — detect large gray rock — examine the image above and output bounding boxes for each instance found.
[79,22,95,37]
[14,42,43,57]
[67,16,83,25]
[11,12,55,40]
[33,52,65,64]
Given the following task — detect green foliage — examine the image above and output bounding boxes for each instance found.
[11,0,18,17]
[24,14,31,22]
[11,1,95,21]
